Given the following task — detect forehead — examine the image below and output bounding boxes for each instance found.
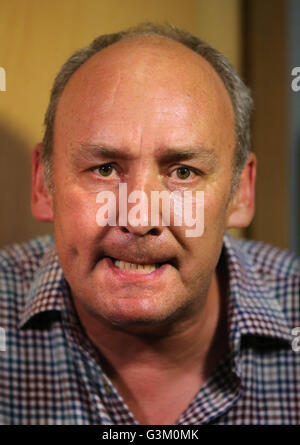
[54,36,235,154]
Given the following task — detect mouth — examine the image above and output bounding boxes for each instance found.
[106,256,167,274]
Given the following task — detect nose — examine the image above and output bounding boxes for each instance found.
[118,167,163,237]
[120,225,161,237]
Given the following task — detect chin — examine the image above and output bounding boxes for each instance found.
[88,294,197,334]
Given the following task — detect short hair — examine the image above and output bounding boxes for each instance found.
[42,22,253,194]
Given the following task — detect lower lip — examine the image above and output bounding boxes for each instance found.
[103,257,170,282]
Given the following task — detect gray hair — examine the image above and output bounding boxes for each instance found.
[42,22,253,194]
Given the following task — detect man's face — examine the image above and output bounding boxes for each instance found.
[45,37,238,329]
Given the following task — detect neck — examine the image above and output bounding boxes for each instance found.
[73,262,228,380]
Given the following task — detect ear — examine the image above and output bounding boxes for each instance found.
[226,152,257,229]
[31,143,54,222]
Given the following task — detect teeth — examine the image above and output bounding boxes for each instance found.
[113,259,158,273]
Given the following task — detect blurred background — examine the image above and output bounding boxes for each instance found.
[0,0,299,253]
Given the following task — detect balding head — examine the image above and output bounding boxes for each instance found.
[31,23,256,333]
[55,35,235,173]
[42,23,252,193]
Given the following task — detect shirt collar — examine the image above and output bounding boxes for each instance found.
[222,233,292,350]
[19,245,66,328]
[19,234,292,346]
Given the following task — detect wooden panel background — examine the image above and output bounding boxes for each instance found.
[1,0,243,247]
[244,0,289,249]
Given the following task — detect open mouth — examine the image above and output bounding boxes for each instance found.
[105,257,167,274]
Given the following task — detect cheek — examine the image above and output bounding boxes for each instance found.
[53,186,103,244]
[202,175,232,227]
[204,195,228,234]
[171,184,230,278]
[170,182,229,240]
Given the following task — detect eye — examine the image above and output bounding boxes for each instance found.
[170,166,195,180]
[175,166,191,179]
[95,163,116,177]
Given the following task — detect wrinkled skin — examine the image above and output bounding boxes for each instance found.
[32,36,256,424]
[32,36,255,334]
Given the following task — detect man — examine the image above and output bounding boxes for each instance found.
[0,23,299,425]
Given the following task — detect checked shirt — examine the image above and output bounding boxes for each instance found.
[0,233,299,424]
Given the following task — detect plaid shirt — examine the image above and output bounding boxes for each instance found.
[0,233,299,425]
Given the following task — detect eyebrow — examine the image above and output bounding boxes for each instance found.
[157,147,218,168]
[71,144,133,164]
[72,143,218,169]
